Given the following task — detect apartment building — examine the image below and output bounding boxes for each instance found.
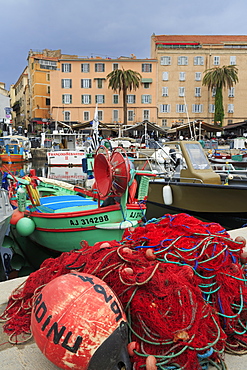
[27,49,63,131]
[10,67,29,128]
[151,34,247,128]
[50,55,157,129]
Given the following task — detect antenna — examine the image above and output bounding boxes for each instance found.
[183,96,193,139]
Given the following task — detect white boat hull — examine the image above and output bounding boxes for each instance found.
[47,151,86,166]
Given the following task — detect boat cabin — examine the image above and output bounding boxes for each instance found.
[164,141,221,185]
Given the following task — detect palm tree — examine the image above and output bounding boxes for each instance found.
[202,65,239,126]
[107,68,142,126]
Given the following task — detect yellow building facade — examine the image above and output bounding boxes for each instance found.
[50,56,157,129]
[151,34,247,128]
[27,49,62,129]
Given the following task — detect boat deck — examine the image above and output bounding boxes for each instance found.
[30,195,100,213]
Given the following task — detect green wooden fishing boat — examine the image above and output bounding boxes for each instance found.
[7,148,153,257]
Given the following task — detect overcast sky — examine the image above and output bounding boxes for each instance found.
[1,0,247,90]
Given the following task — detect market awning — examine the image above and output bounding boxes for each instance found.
[124,121,167,133]
[223,120,247,130]
[31,119,49,125]
[167,121,222,134]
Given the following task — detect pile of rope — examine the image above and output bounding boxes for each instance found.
[1,213,247,370]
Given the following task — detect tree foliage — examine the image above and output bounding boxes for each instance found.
[202,65,239,125]
[107,68,142,126]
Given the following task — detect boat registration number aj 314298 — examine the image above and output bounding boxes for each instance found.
[69,215,110,226]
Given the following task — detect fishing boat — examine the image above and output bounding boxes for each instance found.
[207,148,247,167]
[0,135,32,163]
[44,130,86,166]
[146,140,247,229]
[6,148,153,260]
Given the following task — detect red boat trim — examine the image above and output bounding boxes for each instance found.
[126,204,146,210]
[27,204,120,218]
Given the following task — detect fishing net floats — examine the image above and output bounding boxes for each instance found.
[1,213,247,370]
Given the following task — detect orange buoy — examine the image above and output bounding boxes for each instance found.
[31,272,131,370]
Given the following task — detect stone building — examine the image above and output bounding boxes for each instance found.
[50,54,157,130]
[151,34,247,129]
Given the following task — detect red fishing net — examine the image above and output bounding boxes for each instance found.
[1,213,247,370]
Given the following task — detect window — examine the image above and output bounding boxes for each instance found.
[95,95,105,104]
[212,87,216,97]
[64,111,70,121]
[160,104,171,113]
[62,63,71,73]
[127,95,136,104]
[195,87,201,97]
[81,63,90,72]
[84,111,90,121]
[46,98,50,106]
[162,119,168,127]
[81,95,91,104]
[214,56,220,65]
[179,72,186,81]
[113,110,119,121]
[141,95,151,104]
[228,104,234,113]
[142,63,152,72]
[143,110,150,120]
[194,56,204,65]
[143,83,150,89]
[113,63,118,70]
[39,60,57,70]
[113,94,119,104]
[209,104,215,113]
[230,56,236,65]
[47,86,50,94]
[162,72,169,81]
[61,79,72,88]
[176,104,187,113]
[96,79,104,88]
[162,87,168,97]
[178,56,188,65]
[81,79,92,88]
[228,87,235,97]
[98,110,103,121]
[179,87,185,97]
[95,63,105,72]
[62,94,72,104]
[195,72,201,81]
[46,73,50,81]
[128,110,134,121]
[160,56,171,65]
[192,104,203,113]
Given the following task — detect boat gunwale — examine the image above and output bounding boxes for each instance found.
[150,179,247,190]
[25,202,146,219]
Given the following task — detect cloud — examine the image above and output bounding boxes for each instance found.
[1,0,247,89]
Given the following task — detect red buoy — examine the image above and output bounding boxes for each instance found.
[10,209,24,225]
[31,272,131,370]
